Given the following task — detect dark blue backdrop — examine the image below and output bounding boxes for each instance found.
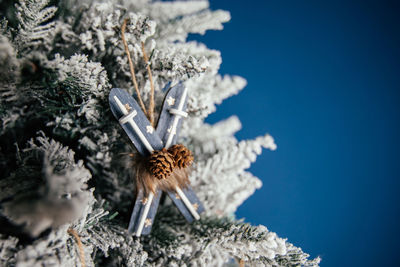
[190,1,400,266]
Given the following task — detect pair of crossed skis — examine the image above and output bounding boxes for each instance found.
[109,83,204,237]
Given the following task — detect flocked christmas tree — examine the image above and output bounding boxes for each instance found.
[0,0,320,266]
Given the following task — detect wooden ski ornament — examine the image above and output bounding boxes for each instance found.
[109,83,204,237]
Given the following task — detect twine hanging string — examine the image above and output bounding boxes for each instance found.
[121,19,156,126]
[141,42,155,126]
[68,228,86,267]
[121,19,147,116]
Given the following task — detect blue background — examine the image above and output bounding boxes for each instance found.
[190,1,400,266]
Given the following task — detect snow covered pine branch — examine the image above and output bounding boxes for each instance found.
[0,0,319,266]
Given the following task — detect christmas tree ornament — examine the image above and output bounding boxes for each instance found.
[109,19,204,236]
[109,83,204,236]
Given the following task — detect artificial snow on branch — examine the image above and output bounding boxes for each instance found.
[15,0,58,53]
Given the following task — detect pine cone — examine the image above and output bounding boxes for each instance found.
[148,148,175,179]
[168,144,194,168]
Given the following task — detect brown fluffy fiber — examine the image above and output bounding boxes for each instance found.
[133,155,191,194]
